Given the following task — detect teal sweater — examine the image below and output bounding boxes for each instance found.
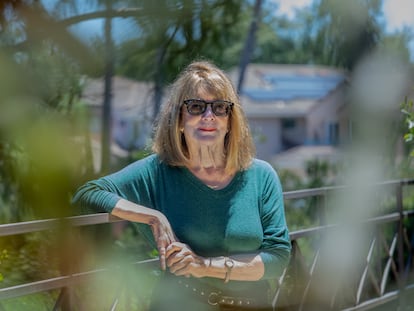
[72,154,291,290]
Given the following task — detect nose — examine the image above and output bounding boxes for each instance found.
[202,105,215,119]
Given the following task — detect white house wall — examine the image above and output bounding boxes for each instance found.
[306,84,346,145]
[248,118,282,161]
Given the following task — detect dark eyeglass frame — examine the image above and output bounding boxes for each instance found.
[183,99,234,117]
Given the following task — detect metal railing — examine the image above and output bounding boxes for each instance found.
[0,179,414,310]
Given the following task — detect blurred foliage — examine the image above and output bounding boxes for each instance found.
[111,0,414,105]
[0,292,59,311]
[402,96,414,157]
[114,0,247,101]
[0,0,413,309]
[0,3,98,306]
[278,159,338,231]
[396,96,414,179]
[0,233,60,288]
[0,249,7,282]
[311,0,382,69]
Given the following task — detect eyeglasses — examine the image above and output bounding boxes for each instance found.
[183,99,234,117]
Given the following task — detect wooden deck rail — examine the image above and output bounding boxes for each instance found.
[1,179,414,310]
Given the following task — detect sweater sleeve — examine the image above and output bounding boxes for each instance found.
[71,155,157,214]
[71,156,159,249]
[258,163,291,279]
[71,178,125,213]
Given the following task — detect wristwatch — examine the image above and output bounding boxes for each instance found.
[224,257,234,283]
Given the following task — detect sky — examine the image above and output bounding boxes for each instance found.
[274,0,414,60]
[382,0,414,32]
[275,0,414,33]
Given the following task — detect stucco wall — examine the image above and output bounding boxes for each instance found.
[248,118,282,160]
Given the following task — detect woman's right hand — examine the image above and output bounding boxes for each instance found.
[149,212,177,270]
[111,199,177,271]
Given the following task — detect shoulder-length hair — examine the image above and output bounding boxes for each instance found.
[152,60,255,173]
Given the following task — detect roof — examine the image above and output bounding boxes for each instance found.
[244,70,343,101]
[81,65,346,119]
[229,64,346,118]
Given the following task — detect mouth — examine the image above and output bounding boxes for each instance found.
[199,128,216,132]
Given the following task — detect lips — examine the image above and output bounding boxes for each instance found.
[199,127,216,132]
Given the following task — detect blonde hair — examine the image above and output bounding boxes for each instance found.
[152,60,255,173]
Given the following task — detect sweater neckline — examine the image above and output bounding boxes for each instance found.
[180,166,241,194]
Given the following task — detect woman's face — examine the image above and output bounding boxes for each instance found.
[181,93,230,150]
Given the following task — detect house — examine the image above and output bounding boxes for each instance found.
[81,76,155,152]
[228,64,349,163]
[82,65,349,174]
[80,76,157,172]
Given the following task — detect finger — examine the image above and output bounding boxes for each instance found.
[166,250,187,268]
[166,243,184,258]
[166,254,178,268]
[166,250,193,268]
[170,263,191,276]
[159,247,166,270]
[169,255,193,274]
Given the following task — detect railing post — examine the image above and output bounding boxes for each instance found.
[318,192,327,226]
[396,181,405,307]
[53,287,72,311]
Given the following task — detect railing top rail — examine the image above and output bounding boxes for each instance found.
[283,178,414,200]
[0,179,412,238]
[289,210,414,239]
[0,213,124,237]
[0,258,159,300]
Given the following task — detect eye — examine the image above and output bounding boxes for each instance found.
[189,102,204,112]
[213,101,229,115]
[215,102,227,111]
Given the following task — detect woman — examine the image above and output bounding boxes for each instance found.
[72,61,291,310]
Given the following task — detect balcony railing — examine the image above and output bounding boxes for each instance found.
[1,179,414,310]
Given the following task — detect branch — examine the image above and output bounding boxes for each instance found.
[15,4,98,74]
[59,8,145,27]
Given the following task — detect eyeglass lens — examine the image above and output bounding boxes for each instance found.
[184,99,233,116]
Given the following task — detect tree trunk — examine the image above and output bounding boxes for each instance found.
[151,27,179,123]
[237,0,262,94]
[101,0,114,174]
[152,47,164,122]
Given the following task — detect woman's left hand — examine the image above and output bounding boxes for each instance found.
[165,242,207,278]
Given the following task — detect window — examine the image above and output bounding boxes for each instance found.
[328,122,339,145]
[282,118,296,129]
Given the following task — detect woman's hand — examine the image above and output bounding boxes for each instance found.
[149,213,177,270]
[165,242,208,278]
[111,199,177,271]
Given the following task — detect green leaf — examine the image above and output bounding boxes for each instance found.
[404,133,414,142]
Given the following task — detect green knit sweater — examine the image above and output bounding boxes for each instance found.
[72,154,291,290]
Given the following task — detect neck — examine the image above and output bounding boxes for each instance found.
[188,144,225,170]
